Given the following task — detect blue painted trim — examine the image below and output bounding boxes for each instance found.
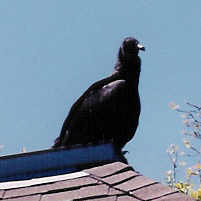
[0,143,118,182]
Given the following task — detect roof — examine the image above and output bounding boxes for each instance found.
[0,162,194,201]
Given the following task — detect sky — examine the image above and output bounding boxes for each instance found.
[0,1,201,182]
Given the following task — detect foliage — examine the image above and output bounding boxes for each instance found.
[166,102,201,200]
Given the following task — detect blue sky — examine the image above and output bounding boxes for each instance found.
[0,1,200,182]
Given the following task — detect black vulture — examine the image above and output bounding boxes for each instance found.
[53,37,145,154]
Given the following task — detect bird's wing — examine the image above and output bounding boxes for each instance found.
[100,79,126,102]
[75,79,127,115]
[54,74,123,146]
[66,74,122,122]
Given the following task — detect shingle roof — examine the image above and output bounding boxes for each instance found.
[0,162,195,201]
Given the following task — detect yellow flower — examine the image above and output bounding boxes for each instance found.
[183,119,191,127]
[197,162,201,169]
[169,102,180,110]
[198,189,201,199]
[179,161,186,166]
[175,182,183,190]
[191,191,198,199]
[175,182,189,193]
[186,168,193,176]
[184,139,191,149]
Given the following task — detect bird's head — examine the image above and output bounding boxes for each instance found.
[120,37,145,56]
[117,37,145,71]
[115,37,145,74]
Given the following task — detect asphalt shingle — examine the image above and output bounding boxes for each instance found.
[154,192,195,201]
[117,195,139,201]
[0,190,5,198]
[114,175,156,192]
[84,196,117,201]
[102,170,139,185]
[41,189,79,201]
[0,162,195,201]
[84,162,130,177]
[132,183,175,200]
[49,176,97,191]
[5,194,41,201]
[4,183,55,199]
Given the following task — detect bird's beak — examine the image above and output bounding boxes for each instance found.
[137,44,145,51]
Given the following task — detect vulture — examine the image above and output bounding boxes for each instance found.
[53,37,145,155]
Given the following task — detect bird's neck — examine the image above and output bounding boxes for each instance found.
[113,59,141,87]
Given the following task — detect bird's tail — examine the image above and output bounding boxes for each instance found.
[52,130,70,148]
[52,137,61,148]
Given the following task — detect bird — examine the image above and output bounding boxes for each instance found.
[53,37,145,155]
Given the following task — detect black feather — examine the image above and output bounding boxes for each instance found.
[53,37,144,154]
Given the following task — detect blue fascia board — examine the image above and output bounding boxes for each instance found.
[0,143,119,182]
